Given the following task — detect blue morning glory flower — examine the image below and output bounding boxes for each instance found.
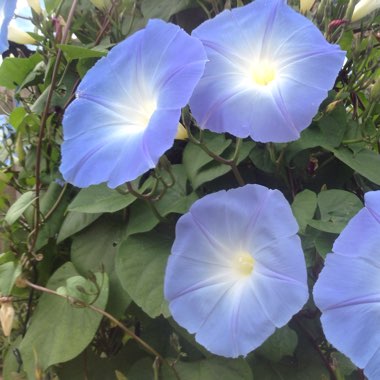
[60,19,206,188]
[0,0,17,54]
[189,0,346,143]
[164,184,308,357]
[313,191,380,380]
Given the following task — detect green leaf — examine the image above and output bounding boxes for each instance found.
[71,216,130,317]
[155,164,198,216]
[331,352,356,377]
[141,0,194,20]
[190,141,254,190]
[57,211,102,243]
[76,57,99,78]
[0,54,42,89]
[57,44,107,60]
[68,183,136,213]
[183,136,253,190]
[318,104,347,148]
[5,191,36,225]
[57,275,101,304]
[116,231,171,318]
[332,146,380,185]
[35,183,71,250]
[309,190,362,233]
[0,261,22,296]
[256,326,298,362]
[162,357,253,380]
[19,262,108,374]
[31,69,78,114]
[126,200,161,236]
[314,232,337,259]
[126,165,198,236]
[291,190,317,233]
[249,143,276,173]
[9,107,27,130]
[183,133,231,189]
[250,332,330,380]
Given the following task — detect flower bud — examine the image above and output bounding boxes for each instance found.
[175,123,188,140]
[351,0,380,22]
[300,0,314,14]
[27,0,42,14]
[0,302,15,337]
[7,24,36,45]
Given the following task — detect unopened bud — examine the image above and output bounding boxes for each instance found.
[325,100,342,113]
[0,302,15,337]
[300,0,314,14]
[175,122,188,140]
[7,24,36,45]
[351,0,380,22]
[27,0,42,14]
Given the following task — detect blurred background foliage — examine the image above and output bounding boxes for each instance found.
[0,0,379,379]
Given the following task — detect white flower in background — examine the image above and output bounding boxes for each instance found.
[351,0,380,22]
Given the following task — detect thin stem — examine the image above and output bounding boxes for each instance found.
[43,183,68,221]
[94,0,118,45]
[198,139,245,186]
[195,0,212,18]
[23,279,181,380]
[30,0,79,255]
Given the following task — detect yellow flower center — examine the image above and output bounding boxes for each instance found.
[139,99,157,127]
[250,63,276,86]
[234,252,255,277]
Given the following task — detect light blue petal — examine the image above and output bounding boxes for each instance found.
[169,280,235,335]
[252,236,308,327]
[364,191,380,223]
[227,281,276,356]
[141,20,207,109]
[254,235,307,285]
[365,347,380,380]
[190,0,345,142]
[332,208,380,264]
[61,20,206,188]
[313,254,380,314]
[320,303,380,369]
[170,212,230,265]
[245,188,299,250]
[187,188,250,253]
[313,191,380,375]
[192,0,280,62]
[61,126,147,188]
[142,108,181,163]
[0,0,16,54]
[195,281,276,357]
[165,184,307,357]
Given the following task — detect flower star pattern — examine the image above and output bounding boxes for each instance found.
[314,191,380,380]
[60,19,207,188]
[189,0,346,143]
[164,184,308,357]
[0,0,16,54]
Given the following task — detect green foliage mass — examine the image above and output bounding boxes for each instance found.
[0,0,379,379]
